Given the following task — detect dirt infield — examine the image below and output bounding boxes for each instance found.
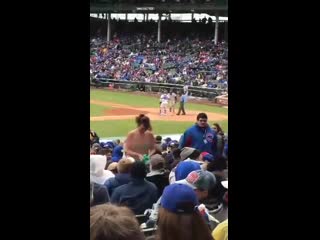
[91,100,228,122]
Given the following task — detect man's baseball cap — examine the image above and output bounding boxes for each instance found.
[175,161,201,181]
[161,183,199,214]
[176,170,216,191]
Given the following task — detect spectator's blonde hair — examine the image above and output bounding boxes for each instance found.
[90,204,144,240]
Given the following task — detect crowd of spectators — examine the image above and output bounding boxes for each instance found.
[90,112,228,239]
[91,35,227,89]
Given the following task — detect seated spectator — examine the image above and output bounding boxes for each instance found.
[169,148,202,183]
[144,170,216,229]
[90,155,114,185]
[90,181,110,207]
[163,140,179,168]
[212,180,228,240]
[146,154,170,197]
[104,157,135,196]
[97,148,112,162]
[169,148,182,170]
[90,129,99,147]
[90,143,102,155]
[170,161,201,183]
[90,204,145,240]
[180,147,202,163]
[107,162,118,175]
[175,170,216,201]
[111,144,124,162]
[148,183,213,240]
[111,161,158,214]
[200,151,215,171]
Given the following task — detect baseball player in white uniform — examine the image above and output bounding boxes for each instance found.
[160,92,169,115]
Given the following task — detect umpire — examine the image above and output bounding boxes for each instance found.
[176,92,187,115]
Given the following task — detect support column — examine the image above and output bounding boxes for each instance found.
[191,13,194,21]
[157,13,162,43]
[143,13,146,21]
[146,13,149,21]
[125,13,128,21]
[107,13,111,42]
[214,13,219,45]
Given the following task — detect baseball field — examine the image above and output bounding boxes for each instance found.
[90,89,228,138]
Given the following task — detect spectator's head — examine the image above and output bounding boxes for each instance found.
[206,156,227,171]
[90,204,144,240]
[91,143,102,155]
[176,170,216,200]
[155,135,162,144]
[200,152,214,163]
[212,123,224,134]
[167,140,179,152]
[117,157,135,174]
[196,112,208,128]
[175,161,201,181]
[157,183,213,240]
[180,147,201,160]
[90,155,112,184]
[136,114,152,132]
[111,145,124,162]
[130,161,147,179]
[150,154,165,171]
[107,162,118,175]
[172,148,182,160]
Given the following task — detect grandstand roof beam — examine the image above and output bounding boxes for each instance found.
[90,3,227,17]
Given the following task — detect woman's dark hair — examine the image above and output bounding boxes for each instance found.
[212,123,224,135]
[136,114,152,131]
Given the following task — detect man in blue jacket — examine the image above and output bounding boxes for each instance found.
[111,161,158,215]
[179,113,217,157]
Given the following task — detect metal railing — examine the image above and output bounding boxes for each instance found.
[90,78,226,100]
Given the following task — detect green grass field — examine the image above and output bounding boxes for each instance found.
[90,89,228,138]
[90,104,112,116]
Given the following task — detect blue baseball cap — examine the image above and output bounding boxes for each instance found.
[168,140,179,148]
[111,145,123,162]
[175,161,201,181]
[101,142,114,149]
[161,183,198,214]
[201,152,214,162]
